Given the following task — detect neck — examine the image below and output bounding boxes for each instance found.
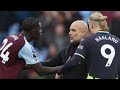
[22,31,32,42]
[92,27,101,33]
[72,41,80,44]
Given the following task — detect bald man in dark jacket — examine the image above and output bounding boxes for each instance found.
[41,20,91,79]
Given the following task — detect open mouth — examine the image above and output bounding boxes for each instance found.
[69,37,73,40]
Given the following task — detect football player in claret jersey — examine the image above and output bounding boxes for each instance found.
[56,12,120,79]
[0,17,60,79]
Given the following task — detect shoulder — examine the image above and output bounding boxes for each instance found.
[65,44,72,49]
[57,44,71,55]
[111,34,120,40]
[61,44,71,51]
[83,34,97,43]
[19,36,32,53]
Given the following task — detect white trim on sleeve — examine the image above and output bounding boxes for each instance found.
[74,53,85,59]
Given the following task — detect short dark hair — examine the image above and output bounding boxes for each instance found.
[21,17,40,31]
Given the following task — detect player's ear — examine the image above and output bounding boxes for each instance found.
[81,30,86,37]
[89,21,93,30]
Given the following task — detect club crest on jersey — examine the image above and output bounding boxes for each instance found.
[77,45,84,49]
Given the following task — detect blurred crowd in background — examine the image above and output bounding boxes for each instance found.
[0,11,120,79]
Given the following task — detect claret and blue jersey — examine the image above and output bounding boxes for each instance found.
[0,34,39,79]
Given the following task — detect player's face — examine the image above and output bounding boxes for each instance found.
[69,28,83,43]
[33,22,42,40]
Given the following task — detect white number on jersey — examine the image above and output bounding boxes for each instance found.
[100,44,115,67]
[0,39,13,64]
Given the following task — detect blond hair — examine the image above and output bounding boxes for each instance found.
[89,12,109,31]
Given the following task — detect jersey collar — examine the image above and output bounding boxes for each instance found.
[96,31,109,34]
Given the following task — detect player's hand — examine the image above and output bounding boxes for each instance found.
[55,73,63,79]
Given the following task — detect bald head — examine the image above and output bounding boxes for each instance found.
[69,20,90,43]
[70,20,88,32]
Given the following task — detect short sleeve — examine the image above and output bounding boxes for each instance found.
[74,39,87,60]
[18,38,39,64]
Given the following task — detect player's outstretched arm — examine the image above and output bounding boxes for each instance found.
[57,55,83,75]
[29,62,62,76]
[41,58,61,67]
[41,50,64,67]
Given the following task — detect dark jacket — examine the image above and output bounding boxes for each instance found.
[41,43,87,79]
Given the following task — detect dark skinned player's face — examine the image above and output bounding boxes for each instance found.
[33,22,42,40]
